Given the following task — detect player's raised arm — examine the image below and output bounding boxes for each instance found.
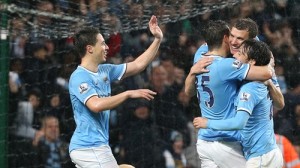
[122,15,163,79]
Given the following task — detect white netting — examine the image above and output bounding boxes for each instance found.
[2,0,240,38]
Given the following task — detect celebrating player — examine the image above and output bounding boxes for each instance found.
[192,18,284,109]
[68,15,163,168]
[193,39,284,168]
[185,20,272,168]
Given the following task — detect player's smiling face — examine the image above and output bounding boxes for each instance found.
[233,44,249,64]
[94,34,109,63]
[229,27,250,55]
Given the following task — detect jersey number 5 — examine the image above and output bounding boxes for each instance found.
[198,76,214,108]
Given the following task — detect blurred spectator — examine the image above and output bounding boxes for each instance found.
[9,17,27,59]
[8,58,26,125]
[275,134,300,168]
[11,36,27,59]
[33,116,73,168]
[121,29,152,61]
[55,47,78,91]
[169,32,196,73]
[263,19,300,89]
[275,83,300,143]
[274,63,288,94]
[184,122,201,168]
[9,88,44,167]
[147,65,189,144]
[163,131,187,168]
[12,88,44,139]
[119,99,165,168]
[23,42,59,95]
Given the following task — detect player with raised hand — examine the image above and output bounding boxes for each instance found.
[68,15,163,168]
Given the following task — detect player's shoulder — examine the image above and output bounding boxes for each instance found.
[217,58,243,68]
[194,43,208,63]
[241,81,266,94]
[70,67,91,80]
[99,63,124,71]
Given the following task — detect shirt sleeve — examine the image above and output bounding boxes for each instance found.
[219,58,250,82]
[207,111,250,130]
[69,72,98,104]
[103,63,126,81]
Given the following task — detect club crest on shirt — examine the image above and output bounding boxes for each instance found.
[232,60,243,69]
[79,83,89,94]
[240,92,251,101]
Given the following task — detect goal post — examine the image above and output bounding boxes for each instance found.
[0,0,9,167]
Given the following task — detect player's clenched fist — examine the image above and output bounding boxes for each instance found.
[193,117,208,129]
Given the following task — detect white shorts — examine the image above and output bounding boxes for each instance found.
[246,148,283,168]
[70,145,119,168]
[196,139,246,168]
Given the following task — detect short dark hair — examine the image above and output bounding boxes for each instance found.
[232,18,258,39]
[241,39,271,66]
[202,20,230,50]
[73,27,100,58]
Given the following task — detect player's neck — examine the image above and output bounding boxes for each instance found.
[205,49,227,57]
[80,58,99,73]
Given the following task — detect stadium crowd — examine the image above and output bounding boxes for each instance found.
[7,0,300,167]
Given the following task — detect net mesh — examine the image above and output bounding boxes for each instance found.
[4,0,239,38]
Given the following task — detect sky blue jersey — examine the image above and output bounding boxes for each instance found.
[194,43,208,63]
[236,81,277,160]
[195,54,250,141]
[68,64,126,153]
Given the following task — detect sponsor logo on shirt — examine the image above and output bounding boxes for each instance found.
[240,92,250,101]
[79,83,88,94]
[232,60,243,69]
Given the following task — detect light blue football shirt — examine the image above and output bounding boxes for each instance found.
[194,43,208,63]
[236,81,277,160]
[195,51,250,141]
[68,64,126,152]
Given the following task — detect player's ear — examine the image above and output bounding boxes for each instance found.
[248,59,256,65]
[86,45,93,54]
[223,35,229,42]
[223,35,229,45]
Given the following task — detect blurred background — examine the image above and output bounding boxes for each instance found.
[0,0,300,167]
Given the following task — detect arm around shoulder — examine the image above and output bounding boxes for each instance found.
[266,80,285,110]
[246,65,272,81]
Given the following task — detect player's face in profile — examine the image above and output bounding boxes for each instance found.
[229,27,249,55]
[233,45,249,63]
[95,34,109,63]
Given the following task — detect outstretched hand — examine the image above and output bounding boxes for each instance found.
[193,117,208,129]
[128,89,157,101]
[149,15,163,40]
